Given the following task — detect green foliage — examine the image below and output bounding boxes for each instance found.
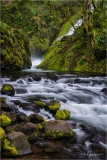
[95,30,106,51]
[1,0,83,52]
[1,22,31,71]
[2,139,18,156]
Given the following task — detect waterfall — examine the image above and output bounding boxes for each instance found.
[54,18,83,43]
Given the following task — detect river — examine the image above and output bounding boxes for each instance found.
[1,68,107,159]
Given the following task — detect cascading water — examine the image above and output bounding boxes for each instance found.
[1,71,107,159]
[31,57,43,69]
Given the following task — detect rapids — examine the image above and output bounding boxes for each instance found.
[1,70,107,159]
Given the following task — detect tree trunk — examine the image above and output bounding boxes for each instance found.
[83,0,95,53]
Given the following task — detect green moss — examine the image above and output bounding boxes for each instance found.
[45,130,74,140]
[49,101,60,112]
[2,84,14,91]
[1,22,31,71]
[37,123,43,130]
[58,9,82,38]
[0,127,6,140]
[55,110,71,120]
[35,101,47,107]
[0,114,11,128]
[0,98,6,103]
[34,131,38,138]
[2,139,18,156]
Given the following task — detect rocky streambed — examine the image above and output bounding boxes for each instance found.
[0,71,107,159]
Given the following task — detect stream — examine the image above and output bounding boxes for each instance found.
[1,11,107,159]
[1,68,107,159]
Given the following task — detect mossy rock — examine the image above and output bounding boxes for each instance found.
[48,100,60,112]
[2,138,18,156]
[35,101,47,108]
[18,122,38,141]
[2,111,17,124]
[42,120,75,140]
[0,97,6,103]
[28,113,46,123]
[2,132,32,156]
[0,127,6,141]
[0,22,32,71]
[0,103,13,112]
[55,110,71,120]
[1,84,15,96]
[0,114,11,128]
[37,123,43,131]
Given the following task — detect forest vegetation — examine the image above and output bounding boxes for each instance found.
[0,0,106,73]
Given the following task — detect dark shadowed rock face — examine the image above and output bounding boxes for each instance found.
[7,131,32,155]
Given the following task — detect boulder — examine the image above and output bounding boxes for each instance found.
[2,131,32,156]
[1,84,15,96]
[48,100,60,112]
[18,122,38,141]
[0,102,13,112]
[101,88,107,94]
[33,74,41,81]
[42,120,75,139]
[20,102,40,113]
[1,111,17,124]
[55,110,71,120]
[0,97,6,103]
[6,124,21,133]
[28,113,46,123]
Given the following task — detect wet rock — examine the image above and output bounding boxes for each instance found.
[101,88,107,94]
[42,120,75,139]
[12,100,21,105]
[0,102,13,112]
[16,112,27,123]
[15,88,28,94]
[1,84,15,96]
[48,100,60,112]
[18,122,38,141]
[1,111,17,124]
[0,97,6,103]
[28,113,46,123]
[7,131,32,156]
[20,102,40,113]
[6,124,22,133]
[33,74,41,81]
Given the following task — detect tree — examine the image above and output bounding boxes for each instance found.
[83,0,95,52]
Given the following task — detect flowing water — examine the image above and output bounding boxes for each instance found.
[1,69,107,159]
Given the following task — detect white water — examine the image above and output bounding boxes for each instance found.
[1,74,106,132]
[31,56,43,69]
[54,18,83,42]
